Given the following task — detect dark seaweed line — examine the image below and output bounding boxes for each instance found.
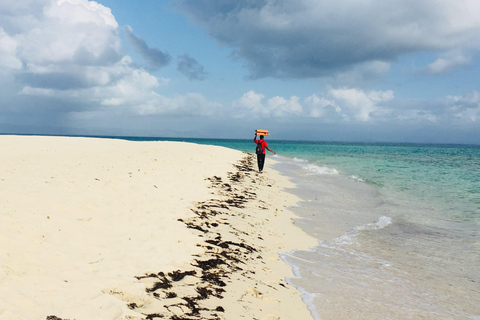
[46,153,264,320]
[130,153,262,320]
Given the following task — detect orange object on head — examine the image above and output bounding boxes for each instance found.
[255,129,269,136]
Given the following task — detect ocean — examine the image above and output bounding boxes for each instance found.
[106,136,480,319]
[271,142,480,320]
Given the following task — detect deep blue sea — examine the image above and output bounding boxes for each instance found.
[112,136,480,319]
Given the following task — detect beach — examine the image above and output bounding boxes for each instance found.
[0,135,317,320]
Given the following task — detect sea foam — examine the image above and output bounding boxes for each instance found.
[347,174,365,182]
[335,216,393,245]
[281,255,326,320]
[303,163,339,175]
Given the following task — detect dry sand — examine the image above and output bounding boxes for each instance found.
[0,135,317,320]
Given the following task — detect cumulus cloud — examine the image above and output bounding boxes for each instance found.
[17,54,217,117]
[0,28,22,70]
[234,91,265,115]
[304,94,342,120]
[422,51,471,75]
[445,91,480,122]
[233,88,397,122]
[233,90,302,118]
[124,25,171,70]
[267,95,302,117]
[0,0,122,87]
[0,0,221,134]
[231,88,480,127]
[177,54,207,80]
[22,0,120,67]
[329,88,395,122]
[311,89,480,125]
[178,0,480,79]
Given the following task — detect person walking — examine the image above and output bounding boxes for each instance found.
[253,133,276,172]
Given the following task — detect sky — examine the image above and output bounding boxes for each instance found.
[1,0,480,144]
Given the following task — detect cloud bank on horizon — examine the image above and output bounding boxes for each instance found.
[1,0,479,143]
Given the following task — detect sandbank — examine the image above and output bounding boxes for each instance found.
[0,135,317,320]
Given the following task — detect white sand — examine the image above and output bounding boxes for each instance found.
[0,135,316,320]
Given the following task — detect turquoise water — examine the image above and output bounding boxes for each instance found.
[267,141,480,320]
[230,140,477,220]
[277,142,480,220]
[158,138,479,224]
[120,136,480,319]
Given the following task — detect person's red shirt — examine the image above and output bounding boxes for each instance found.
[254,140,267,154]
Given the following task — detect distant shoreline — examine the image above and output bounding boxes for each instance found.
[1,132,479,147]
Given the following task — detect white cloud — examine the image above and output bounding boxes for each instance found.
[16,0,120,67]
[329,88,394,121]
[423,51,471,75]
[233,91,302,118]
[0,28,22,70]
[49,0,118,28]
[233,88,396,122]
[21,86,56,97]
[234,91,266,115]
[267,95,302,117]
[17,54,217,117]
[0,0,218,122]
[100,97,124,106]
[304,94,341,119]
[446,91,480,122]
[240,87,474,127]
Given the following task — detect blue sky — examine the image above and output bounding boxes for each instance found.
[1,0,480,143]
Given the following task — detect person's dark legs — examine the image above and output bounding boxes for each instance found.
[257,153,266,172]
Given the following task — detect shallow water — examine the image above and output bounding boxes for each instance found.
[272,143,480,320]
